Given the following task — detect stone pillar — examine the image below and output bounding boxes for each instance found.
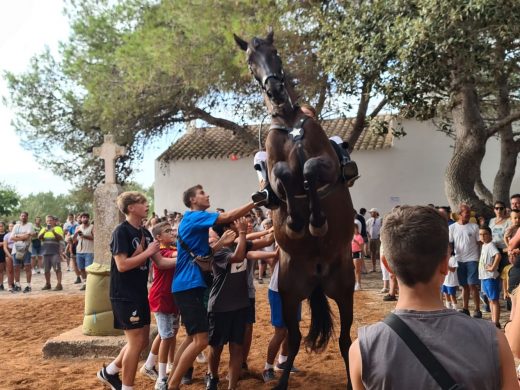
[83,135,126,336]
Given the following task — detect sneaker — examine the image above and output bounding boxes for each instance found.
[380,288,389,294]
[79,284,86,291]
[8,287,14,293]
[181,367,194,385]
[140,365,159,381]
[205,373,219,390]
[257,278,264,284]
[154,377,168,390]
[23,286,31,293]
[53,284,63,291]
[97,365,122,390]
[262,368,276,383]
[166,363,173,375]
[275,361,300,373]
[383,294,397,301]
[354,283,361,291]
[458,308,470,316]
[37,269,41,274]
[0,284,4,291]
[472,310,482,319]
[74,276,82,284]
[196,351,207,364]
[32,269,37,275]
[42,284,51,291]
[450,302,458,310]
[14,285,21,292]
[67,267,71,272]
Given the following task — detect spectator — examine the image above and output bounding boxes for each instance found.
[442,255,459,309]
[38,215,64,291]
[511,194,520,212]
[0,221,7,290]
[10,211,35,293]
[449,204,481,317]
[505,211,520,319]
[349,205,518,389]
[355,208,368,259]
[3,222,15,292]
[62,213,78,272]
[168,185,255,390]
[366,208,382,273]
[31,216,43,274]
[352,224,364,291]
[74,212,95,291]
[478,226,502,327]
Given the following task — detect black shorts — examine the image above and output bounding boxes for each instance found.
[509,266,520,293]
[174,287,208,336]
[245,298,256,324]
[208,307,248,347]
[111,299,151,330]
[353,252,362,259]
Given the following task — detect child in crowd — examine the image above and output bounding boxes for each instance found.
[442,255,459,309]
[479,226,502,328]
[97,192,175,390]
[140,221,179,390]
[352,224,364,291]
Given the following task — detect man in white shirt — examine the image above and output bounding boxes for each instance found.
[10,211,35,293]
[366,208,382,273]
[449,204,481,317]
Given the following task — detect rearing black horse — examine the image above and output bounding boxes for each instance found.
[234,28,355,390]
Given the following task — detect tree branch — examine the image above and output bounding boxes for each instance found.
[487,111,520,137]
[368,97,388,119]
[474,176,493,205]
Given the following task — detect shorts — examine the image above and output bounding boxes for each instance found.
[208,307,248,347]
[174,287,208,336]
[154,312,180,339]
[111,299,151,330]
[363,236,368,243]
[456,261,479,286]
[245,298,256,324]
[13,251,32,266]
[353,252,362,259]
[268,289,301,328]
[76,253,94,270]
[43,254,62,273]
[509,266,520,293]
[482,278,501,301]
[31,245,42,257]
[441,285,457,296]
[369,239,380,257]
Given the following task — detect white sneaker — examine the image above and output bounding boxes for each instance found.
[154,377,168,390]
[354,283,361,291]
[196,351,207,364]
[31,269,37,275]
[380,287,389,293]
[450,302,458,310]
[140,365,158,381]
[445,302,451,309]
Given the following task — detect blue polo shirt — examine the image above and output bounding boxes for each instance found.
[172,210,219,293]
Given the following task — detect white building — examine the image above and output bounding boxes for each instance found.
[154,116,519,214]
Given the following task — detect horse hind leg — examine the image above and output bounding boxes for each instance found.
[303,157,332,237]
[272,162,305,238]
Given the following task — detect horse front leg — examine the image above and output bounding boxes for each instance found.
[272,161,305,238]
[303,157,336,237]
[272,293,302,390]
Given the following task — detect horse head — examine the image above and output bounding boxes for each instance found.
[234,27,292,114]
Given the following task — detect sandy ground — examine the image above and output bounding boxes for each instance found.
[0,258,510,389]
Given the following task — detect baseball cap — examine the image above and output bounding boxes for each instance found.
[369,208,378,213]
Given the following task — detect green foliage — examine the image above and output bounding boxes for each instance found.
[0,183,21,218]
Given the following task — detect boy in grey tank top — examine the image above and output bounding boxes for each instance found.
[349,205,519,390]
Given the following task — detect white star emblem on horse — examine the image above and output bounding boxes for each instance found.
[290,128,302,137]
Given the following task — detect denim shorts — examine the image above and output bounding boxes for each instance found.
[268,289,301,328]
[76,253,94,270]
[154,312,180,339]
[456,261,479,286]
[13,250,32,266]
[31,246,42,256]
[441,285,457,296]
[482,278,501,301]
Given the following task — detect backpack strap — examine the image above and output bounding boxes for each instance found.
[383,313,462,390]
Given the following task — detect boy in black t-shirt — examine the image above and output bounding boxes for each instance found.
[97,191,175,390]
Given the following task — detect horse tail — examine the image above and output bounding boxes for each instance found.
[305,285,334,352]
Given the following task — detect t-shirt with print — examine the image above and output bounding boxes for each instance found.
[207,241,253,313]
[13,222,35,253]
[489,218,511,250]
[109,221,153,302]
[149,246,178,314]
[479,242,500,280]
[443,256,459,287]
[172,210,219,293]
[449,222,480,263]
[39,226,64,255]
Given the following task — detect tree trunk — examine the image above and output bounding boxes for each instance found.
[492,64,518,206]
[346,78,371,153]
[445,81,492,218]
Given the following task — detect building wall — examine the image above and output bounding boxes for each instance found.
[155,119,519,215]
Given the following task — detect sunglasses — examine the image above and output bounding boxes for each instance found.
[495,207,505,211]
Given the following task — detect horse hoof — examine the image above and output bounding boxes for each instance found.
[309,220,328,237]
[286,225,305,239]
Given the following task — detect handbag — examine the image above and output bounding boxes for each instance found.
[383,313,463,390]
[177,234,213,273]
[14,225,29,260]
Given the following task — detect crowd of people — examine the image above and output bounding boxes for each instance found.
[0,212,94,293]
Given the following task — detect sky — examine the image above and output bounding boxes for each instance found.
[0,0,164,196]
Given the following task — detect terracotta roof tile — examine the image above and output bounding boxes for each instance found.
[158,115,394,162]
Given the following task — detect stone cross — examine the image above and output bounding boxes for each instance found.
[93,134,126,184]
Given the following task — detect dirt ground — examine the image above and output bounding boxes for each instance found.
[0,259,508,390]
